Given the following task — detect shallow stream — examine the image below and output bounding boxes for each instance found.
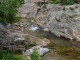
[21,18,80,60]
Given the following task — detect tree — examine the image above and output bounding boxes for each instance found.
[0,0,24,25]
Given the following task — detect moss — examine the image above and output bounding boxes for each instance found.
[63,7,66,11]
[69,7,74,11]
[49,0,59,4]
[53,46,80,60]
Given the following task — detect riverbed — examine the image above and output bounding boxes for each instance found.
[21,18,80,60]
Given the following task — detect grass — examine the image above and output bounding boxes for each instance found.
[49,0,59,4]
[30,50,41,60]
[0,50,26,60]
[30,42,36,47]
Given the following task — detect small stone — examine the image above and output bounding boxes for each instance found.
[43,28,49,31]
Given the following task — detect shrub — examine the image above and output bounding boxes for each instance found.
[50,0,59,4]
[60,0,74,5]
[30,50,41,60]
[0,0,24,25]
[30,42,36,47]
[50,0,74,5]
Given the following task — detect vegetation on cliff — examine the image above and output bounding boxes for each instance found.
[0,0,24,25]
[50,0,74,5]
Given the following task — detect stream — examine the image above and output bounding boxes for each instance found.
[21,18,80,60]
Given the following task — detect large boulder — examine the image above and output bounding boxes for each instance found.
[42,4,80,41]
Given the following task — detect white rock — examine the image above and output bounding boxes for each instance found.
[23,45,49,57]
[37,48,49,56]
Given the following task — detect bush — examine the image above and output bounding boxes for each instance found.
[30,42,36,47]
[50,0,74,5]
[50,0,59,4]
[30,50,41,60]
[60,0,74,5]
[0,0,24,25]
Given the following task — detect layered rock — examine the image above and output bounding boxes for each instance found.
[0,23,29,51]
[17,0,80,41]
[43,4,80,41]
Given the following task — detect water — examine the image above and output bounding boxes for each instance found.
[21,18,80,60]
[29,25,39,32]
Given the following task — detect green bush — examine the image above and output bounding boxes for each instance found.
[50,0,59,4]
[30,42,36,47]
[60,0,74,5]
[0,0,24,25]
[30,50,41,60]
[50,0,74,5]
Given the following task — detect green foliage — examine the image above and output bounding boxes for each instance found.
[50,0,74,5]
[30,42,36,47]
[0,50,26,60]
[50,0,59,4]
[0,0,24,25]
[60,0,74,5]
[30,50,41,60]
[69,7,74,11]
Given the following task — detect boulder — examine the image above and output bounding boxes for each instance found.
[30,36,51,46]
[23,45,49,57]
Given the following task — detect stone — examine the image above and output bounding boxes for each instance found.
[43,28,49,31]
[42,4,80,41]
[17,0,39,18]
[23,45,49,57]
[37,48,49,56]
[30,36,51,46]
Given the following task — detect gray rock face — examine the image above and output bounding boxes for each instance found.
[0,23,29,51]
[43,4,80,41]
[17,0,80,41]
[17,0,39,18]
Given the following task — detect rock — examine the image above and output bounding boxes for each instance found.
[0,23,5,29]
[37,48,49,56]
[30,36,51,46]
[43,28,49,31]
[42,4,80,41]
[17,0,39,18]
[23,45,49,57]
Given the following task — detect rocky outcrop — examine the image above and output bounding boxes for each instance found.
[17,0,80,41]
[0,23,29,51]
[42,4,80,41]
